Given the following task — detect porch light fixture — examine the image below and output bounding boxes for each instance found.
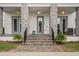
[37,11,40,14]
[61,11,65,14]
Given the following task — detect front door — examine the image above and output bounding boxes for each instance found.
[37,16,44,34]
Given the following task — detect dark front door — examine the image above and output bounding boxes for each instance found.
[37,16,44,34]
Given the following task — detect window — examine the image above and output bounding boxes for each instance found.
[58,16,68,34]
[12,16,21,34]
[14,19,17,32]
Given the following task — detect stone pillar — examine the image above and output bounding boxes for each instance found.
[0,8,3,34]
[21,3,29,40]
[50,4,58,37]
[76,7,79,36]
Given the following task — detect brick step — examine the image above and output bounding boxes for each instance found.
[28,34,50,36]
[27,36,51,38]
[27,38,52,40]
[27,36,52,40]
[28,35,51,38]
[24,43,56,45]
[26,39,53,41]
[25,35,54,45]
[25,43,54,45]
[26,41,53,45]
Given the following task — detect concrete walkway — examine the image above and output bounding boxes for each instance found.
[0,52,79,56]
[9,44,63,52]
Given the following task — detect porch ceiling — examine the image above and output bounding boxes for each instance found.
[3,7,76,15]
[3,7,21,13]
[29,7,50,13]
[30,7,76,15]
[58,7,76,15]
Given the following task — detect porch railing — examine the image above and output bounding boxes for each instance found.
[24,28,27,43]
[52,29,55,43]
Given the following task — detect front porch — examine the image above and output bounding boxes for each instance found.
[0,3,79,42]
[0,3,79,52]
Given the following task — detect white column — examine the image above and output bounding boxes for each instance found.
[21,3,29,39]
[50,4,58,37]
[0,8,3,34]
[76,8,79,36]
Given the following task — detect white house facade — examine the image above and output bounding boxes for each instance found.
[0,3,79,42]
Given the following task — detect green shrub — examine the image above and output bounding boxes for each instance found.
[55,32,66,44]
[13,34,22,41]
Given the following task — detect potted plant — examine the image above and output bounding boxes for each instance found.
[13,34,22,41]
[32,31,35,35]
[55,32,66,44]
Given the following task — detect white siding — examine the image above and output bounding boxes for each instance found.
[29,13,37,34]
[3,11,50,35]
[58,12,76,29]
[29,12,50,34]
[68,12,76,28]
[57,18,60,24]
[3,12,12,34]
[3,11,21,34]
[44,15,50,34]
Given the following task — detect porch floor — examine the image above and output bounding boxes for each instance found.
[9,44,63,52]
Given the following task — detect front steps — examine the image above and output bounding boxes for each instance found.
[25,35,54,45]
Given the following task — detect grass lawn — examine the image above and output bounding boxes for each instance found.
[58,43,79,52]
[0,42,18,52]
